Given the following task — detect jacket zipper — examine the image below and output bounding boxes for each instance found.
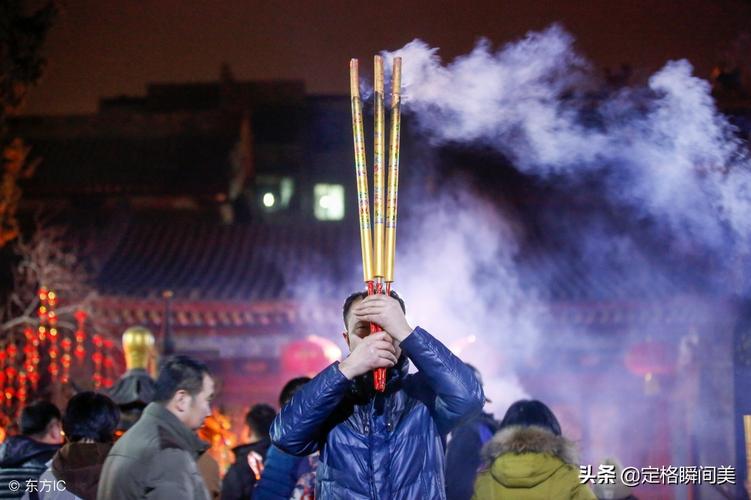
[367,398,377,499]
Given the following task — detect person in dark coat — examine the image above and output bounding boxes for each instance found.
[0,401,62,499]
[221,404,277,500]
[445,364,499,500]
[253,377,311,500]
[31,392,120,500]
[271,291,484,499]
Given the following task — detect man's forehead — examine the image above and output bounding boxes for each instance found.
[345,296,364,325]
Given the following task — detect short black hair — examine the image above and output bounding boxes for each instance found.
[20,401,61,437]
[499,399,562,436]
[342,289,406,327]
[245,403,276,439]
[153,355,211,403]
[63,392,120,443]
[278,376,311,407]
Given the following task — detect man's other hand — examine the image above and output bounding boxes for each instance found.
[353,294,413,342]
[339,332,398,379]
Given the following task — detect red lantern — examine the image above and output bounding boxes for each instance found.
[74,310,87,324]
[74,345,86,362]
[28,372,40,389]
[624,340,676,376]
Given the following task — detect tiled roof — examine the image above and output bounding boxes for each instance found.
[96,216,360,301]
[94,296,342,334]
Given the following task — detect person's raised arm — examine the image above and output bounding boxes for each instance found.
[271,332,397,455]
[354,295,484,433]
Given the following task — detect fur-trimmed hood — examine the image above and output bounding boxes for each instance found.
[481,425,579,465]
[479,425,582,490]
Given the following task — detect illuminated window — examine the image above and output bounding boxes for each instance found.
[314,184,345,220]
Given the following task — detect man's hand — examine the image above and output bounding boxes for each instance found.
[339,332,398,379]
[353,294,413,342]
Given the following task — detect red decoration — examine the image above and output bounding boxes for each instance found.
[281,336,342,376]
[74,310,87,323]
[28,372,40,389]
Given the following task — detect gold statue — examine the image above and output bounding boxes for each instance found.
[122,326,156,376]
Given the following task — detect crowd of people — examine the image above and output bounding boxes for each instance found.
[0,292,632,499]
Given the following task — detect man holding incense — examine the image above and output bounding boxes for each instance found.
[271,290,484,499]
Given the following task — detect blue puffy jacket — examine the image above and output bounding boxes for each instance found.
[271,327,484,499]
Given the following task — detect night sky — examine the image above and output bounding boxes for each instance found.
[22,0,751,115]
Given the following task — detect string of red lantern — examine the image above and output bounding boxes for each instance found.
[102,338,114,388]
[92,333,103,389]
[74,310,87,364]
[0,286,113,424]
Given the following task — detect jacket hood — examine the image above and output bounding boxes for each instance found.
[481,425,579,489]
[0,435,60,468]
[51,442,112,499]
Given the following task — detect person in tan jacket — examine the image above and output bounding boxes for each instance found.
[473,400,596,500]
[97,356,215,500]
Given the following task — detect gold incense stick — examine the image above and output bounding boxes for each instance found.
[384,57,402,283]
[350,59,373,282]
[373,55,386,279]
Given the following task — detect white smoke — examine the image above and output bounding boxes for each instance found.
[393,182,537,414]
[383,25,751,258]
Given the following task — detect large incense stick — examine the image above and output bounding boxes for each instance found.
[373,55,386,280]
[350,59,373,283]
[384,57,402,285]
